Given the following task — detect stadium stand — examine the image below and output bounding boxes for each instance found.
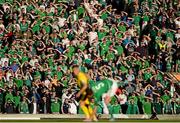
[0,0,179,116]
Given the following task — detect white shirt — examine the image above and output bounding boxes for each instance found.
[79,26,84,34]
[44,79,50,88]
[175,33,180,40]
[61,93,72,104]
[84,2,97,18]
[84,2,92,13]
[89,31,98,44]
[82,22,86,27]
[0,24,5,31]
[29,59,38,67]
[117,94,127,105]
[62,38,70,46]
[170,85,175,97]
[84,54,88,59]
[6,72,12,82]
[0,58,9,67]
[33,102,37,114]
[3,4,10,12]
[21,5,27,13]
[128,29,135,37]
[136,83,142,92]
[126,74,135,82]
[39,5,45,10]
[175,20,180,28]
[90,0,99,6]
[52,24,59,32]
[14,24,20,31]
[69,102,78,114]
[97,18,103,28]
[58,18,66,27]
[50,7,55,13]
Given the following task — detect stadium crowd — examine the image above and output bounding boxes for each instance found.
[0,0,180,115]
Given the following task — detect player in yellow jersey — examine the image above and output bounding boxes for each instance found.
[73,65,97,121]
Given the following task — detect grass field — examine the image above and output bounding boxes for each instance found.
[0,114,180,123]
[0,119,180,123]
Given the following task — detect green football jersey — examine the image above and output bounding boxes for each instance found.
[91,79,113,102]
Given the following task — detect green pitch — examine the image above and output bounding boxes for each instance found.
[0,119,180,123]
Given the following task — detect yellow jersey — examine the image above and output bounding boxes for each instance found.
[158,43,166,50]
[77,72,88,88]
